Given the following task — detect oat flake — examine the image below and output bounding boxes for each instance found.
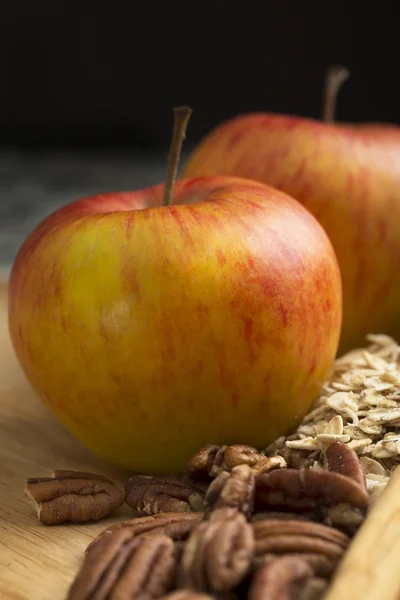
[265,334,400,503]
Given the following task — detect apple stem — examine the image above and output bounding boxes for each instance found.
[162,106,193,207]
[322,65,350,123]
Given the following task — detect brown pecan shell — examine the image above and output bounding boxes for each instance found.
[25,471,125,524]
[125,475,206,515]
[180,508,254,592]
[68,532,176,600]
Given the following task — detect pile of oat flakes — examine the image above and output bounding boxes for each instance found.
[266,334,400,503]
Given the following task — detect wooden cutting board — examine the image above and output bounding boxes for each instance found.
[0,280,132,600]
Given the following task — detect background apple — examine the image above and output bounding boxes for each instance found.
[182,67,400,354]
[8,109,342,473]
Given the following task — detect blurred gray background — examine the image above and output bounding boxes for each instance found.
[0,150,174,269]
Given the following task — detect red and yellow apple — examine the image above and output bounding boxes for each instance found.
[8,113,342,473]
[182,71,400,354]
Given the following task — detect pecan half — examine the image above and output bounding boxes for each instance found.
[252,519,350,550]
[125,475,207,515]
[180,508,254,592]
[251,519,349,578]
[248,556,313,600]
[252,552,340,579]
[251,456,287,476]
[173,539,186,561]
[255,468,369,513]
[253,539,343,572]
[25,470,125,524]
[68,532,176,600]
[253,530,344,556]
[87,512,203,553]
[222,445,268,470]
[278,448,321,470]
[187,445,221,479]
[251,512,320,523]
[205,465,255,518]
[326,442,367,491]
[187,444,281,479]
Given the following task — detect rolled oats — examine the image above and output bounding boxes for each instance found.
[285,438,319,451]
[316,434,350,448]
[358,419,382,436]
[346,439,373,453]
[265,334,400,503]
[359,457,387,476]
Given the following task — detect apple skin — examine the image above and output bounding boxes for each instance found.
[8,176,342,473]
[182,114,400,354]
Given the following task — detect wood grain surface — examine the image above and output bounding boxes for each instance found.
[0,281,132,600]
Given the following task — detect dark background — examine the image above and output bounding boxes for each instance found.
[1,2,399,150]
[1,2,399,267]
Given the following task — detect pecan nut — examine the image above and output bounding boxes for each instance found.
[68,532,176,600]
[205,464,255,518]
[222,445,268,470]
[248,556,313,600]
[251,456,287,476]
[278,447,322,470]
[252,519,350,549]
[253,539,343,575]
[256,534,343,559]
[326,442,367,491]
[251,512,321,524]
[252,552,340,579]
[180,508,254,592]
[87,512,203,553]
[251,519,349,578]
[187,444,279,478]
[255,468,369,513]
[125,475,207,515]
[187,445,221,479]
[25,470,125,524]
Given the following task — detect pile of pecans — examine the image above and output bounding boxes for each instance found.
[26,442,369,600]
[23,335,400,599]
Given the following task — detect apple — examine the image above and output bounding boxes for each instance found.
[182,66,400,354]
[8,108,342,474]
